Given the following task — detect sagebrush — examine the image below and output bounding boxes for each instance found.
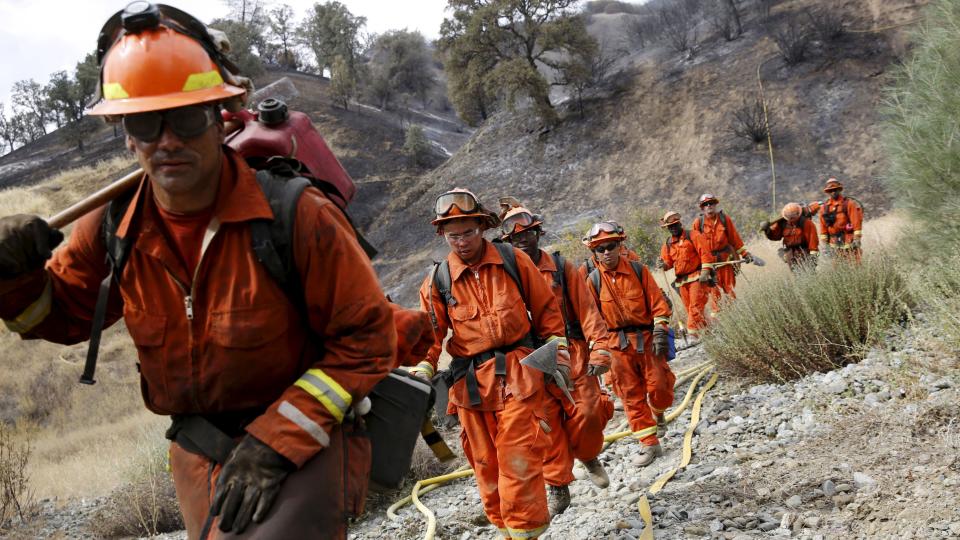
[0,424,35,530]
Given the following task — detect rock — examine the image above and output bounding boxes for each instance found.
[780,512,796,529]
[833,494,855,507]
[710,519,724,532]
[786,495,802,508]
[825,379,847,394]
[709,494,725,503]
[622,492,641,505]
[615,519,631,529]
[822,480,836,497]
[853,472,876,489]
[759,522,778,532]
[834,483,852,493]
[803,516,822,528]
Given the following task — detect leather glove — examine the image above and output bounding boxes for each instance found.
[655,257,667,270]
[0,215,64,279]
[698,268,715,287]
[587,363,610,377]
[652,325,670,358]
[211,435,295,534]
[742,252,754,264]
[555,361,573,391]
[760,221,772,233]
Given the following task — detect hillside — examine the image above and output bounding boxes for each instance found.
[367,0,925,306]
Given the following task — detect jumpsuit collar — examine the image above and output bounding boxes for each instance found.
[448,240,505,282]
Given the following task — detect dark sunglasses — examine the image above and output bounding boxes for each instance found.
[592,242,619,254]
[700,201,717,208]
[123,105,217,142]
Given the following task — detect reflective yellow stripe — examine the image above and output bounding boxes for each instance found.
[102,82,129,100]
[3,280,52,333]
[182,70,224,92]
[737,246,747,254]
[819,234,828,240]
[633,426,657,439]
[653,316,670,326]
[413,361,435,379]
[294,369,352,423]
[545,335,568,349]
[854,230,863,236]
[507,524,548,539]
[810,251,819,255]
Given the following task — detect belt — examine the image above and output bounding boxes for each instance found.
[446,334,536,407]
[674,268,700,286]
[711,245,734,260]
[613,324,653,352]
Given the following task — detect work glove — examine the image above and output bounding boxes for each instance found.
[698,268,715,287]
[760,221,772,233]
[407,361,435,381]
[654,257,667,270]
[652,325,670,358]
[211,435,295,534]
[586,349,612,377]
[587,363,610,377]
[555,355,573,391]
[850,238,861,250]
[0,215,63,279]
[742,252,755,265]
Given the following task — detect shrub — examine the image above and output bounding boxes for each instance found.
[403,124,432,168]
[806,7,846,42]
[771,17,811,65]
[19,363,75,425]
[729,96,772,145]
[0,424,35,530]
[908,247,960,348]
[884,0,960,241]
[703,256,913,382]
[659,4,699,55]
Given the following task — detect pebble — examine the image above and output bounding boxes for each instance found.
[822,479,836,497]
[833,494,855,507]
[786,495,802,508]
[825,380,847,394]
[803,516,822,528]
[853,472,877,488]
[759,522,778,532]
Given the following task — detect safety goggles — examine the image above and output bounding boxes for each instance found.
[435,191,480,216]
[586,221,624,240]
[443,228,480,243]
[122,105,217,142]
[592,242,620,254]
[501,212,535,236]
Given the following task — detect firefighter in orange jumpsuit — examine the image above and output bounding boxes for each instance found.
[763,203,820,272]
[413,189,569,539]
[583,221,675,466]
[818,178,863,262]
[691,194,754,313]
[499,203,615,516]
[0,5,397,537]
[656,211,709,339]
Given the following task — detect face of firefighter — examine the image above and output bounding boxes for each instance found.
[667,222,683,237]
[443,218,485,265]
[594,241,621,270]
[508,228,540,261]
[701,201,719,217]
[829,189,841,200]
[126,107,225,214]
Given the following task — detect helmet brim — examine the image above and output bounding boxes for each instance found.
[87,84,245,116]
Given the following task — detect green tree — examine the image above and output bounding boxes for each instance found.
[0,103,16,154]
[298,1,365,76]
[438,0,596,125]
[268,4,300,69]
[366,30,434,108]
[11,79,51,135]
[403,124,431,167]
[329,55,356,109]
[209,18,265,77]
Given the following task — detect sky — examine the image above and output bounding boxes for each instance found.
[0,0,450,108]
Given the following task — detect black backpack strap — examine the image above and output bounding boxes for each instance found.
[251,171,312,292]
[551,251,565,291]
[493,242,525,303]
[433,260,455,307]
[82,186,138,385]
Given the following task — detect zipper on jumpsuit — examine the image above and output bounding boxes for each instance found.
[471,268,507,394]
[160,218,222,410]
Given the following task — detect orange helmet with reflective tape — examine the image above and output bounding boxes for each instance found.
[782,202,803,221]
[660,211,681,228]
[583,220,626,248]
[431,188,499,230]
[823,177,844,193]
[88,2,246,116]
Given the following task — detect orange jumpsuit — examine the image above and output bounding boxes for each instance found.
[692,212,747,313]
[0,150,395,538]
[419,241,568,539]
[533,250,614,488]
[588,257,674,446]
[659,229,709,333]
[819,195,863,262]
[767,218,819,271]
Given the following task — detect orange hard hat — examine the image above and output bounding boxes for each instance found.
[88,3,246,116]
[431,188,499,230]
[660,211,681,228]
[500,205,543,238]
[823,177,844,193]
[698,193,719,207]
[782,202,803,220]
[583,220,626,248]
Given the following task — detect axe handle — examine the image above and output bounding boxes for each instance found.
[47,168,144,230]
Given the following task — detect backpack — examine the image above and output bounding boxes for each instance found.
[550,251,585,342]
[587,260,651,317]
[695,210,730,234]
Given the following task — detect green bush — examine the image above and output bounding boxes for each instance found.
[907,247,960,348]
[403,124,432,168]
[884,0,960,240]
[703,257,914,382]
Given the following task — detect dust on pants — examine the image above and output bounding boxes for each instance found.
[678,281,708,332]
[457,391,551,539]
[541,340,615,486]
[609,331,676,446]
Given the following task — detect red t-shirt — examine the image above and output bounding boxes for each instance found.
[155,203,215,278]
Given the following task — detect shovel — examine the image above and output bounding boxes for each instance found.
[520,340,575,405]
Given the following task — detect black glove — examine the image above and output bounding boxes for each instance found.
[655,258,667,270]
[742,252,755,264]
[0,215,63,279]
[211,435,295,533]
[652,325,670,358]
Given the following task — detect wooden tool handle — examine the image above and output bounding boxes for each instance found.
[46,168,143,230]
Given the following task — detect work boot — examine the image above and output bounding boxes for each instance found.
[547,484,571,517]
[656,413,667,439]
[634,443,663,467]
[581,458,610,488]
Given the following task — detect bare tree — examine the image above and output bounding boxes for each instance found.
[0,103,15,154]
[771,16,811,65]
[659,4,699,56]
[806,7,845,42]
[11,80,50,136]
[729,96,773,144]
[710,0,743,41]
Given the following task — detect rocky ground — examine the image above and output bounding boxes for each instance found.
[4,314,956,539]
[351,313,960,540]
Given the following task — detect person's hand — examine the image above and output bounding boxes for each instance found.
[655,258,667,270]
[408,361,435,381]
[698,268,715,287]
[555,362,573,390]
[742,252,755,265]
[211,435,295,533]
[586,363,609,377]
[0,215,63,279]
[652,325,670,358]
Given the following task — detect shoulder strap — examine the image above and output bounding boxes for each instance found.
[83,185,140,385]
[696,214,704,233]
[551,251,565,290]
[493,242,526,304]
[589,268,601,296]
[629,260,652,321]
[251,170,312,294]
[432,259,455,307]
